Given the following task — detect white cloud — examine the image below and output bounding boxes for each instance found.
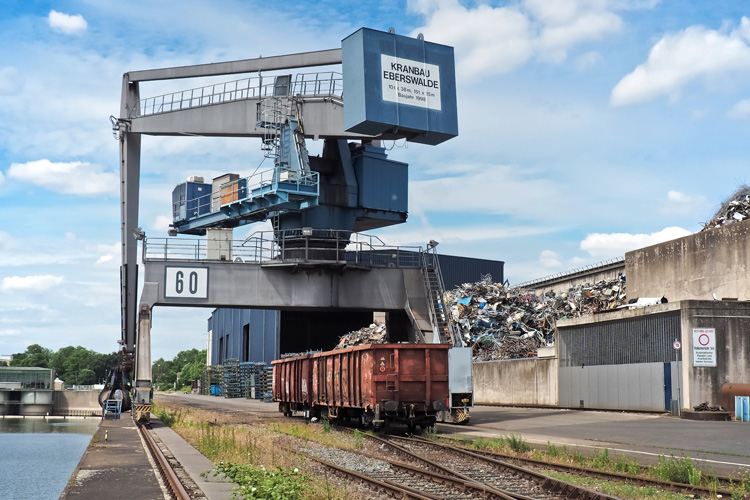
[662,190,710,215]
[410,0,654,81]
[728,98,750,118]
[580,226,692,258]
[2,275,64,292]
[7,159,117,196]
[94,243,120,267]
[0,329,20,337]
[611,18,750,105]
[48,11,88,35]
[539,249,562,268]
[151,215,173,233]
[525,0,622,63]
[575,51,602,70]
[0,170,5,187]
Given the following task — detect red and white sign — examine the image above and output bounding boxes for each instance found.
[692,328,716,367]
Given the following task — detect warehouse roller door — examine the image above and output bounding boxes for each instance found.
[558,311,682,411]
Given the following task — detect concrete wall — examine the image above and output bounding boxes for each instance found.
[52,390,101,416]
[473,357,558,406]
[522,261,624,295]
[679,301,750,409]
[626,220,750,301]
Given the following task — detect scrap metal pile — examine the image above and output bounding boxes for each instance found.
[702,186,750,231]
[445,277,627,361]
[335,323,387,349]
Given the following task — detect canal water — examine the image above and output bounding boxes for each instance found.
[0,417,99,500]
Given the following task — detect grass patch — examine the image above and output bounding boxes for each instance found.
[507,434,532,453]
[152,400,358,500]
[543,470,694,500]
[650,454,702,486]
[216,463,307,500]
[422,425,438,440]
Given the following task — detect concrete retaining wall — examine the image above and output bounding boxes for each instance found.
[473,357,558,406]
[52,390,101,416]
[679,301,750,409]
[626,220,750,301]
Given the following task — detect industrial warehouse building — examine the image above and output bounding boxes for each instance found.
[474,218,750,414]
[207,252,504,366]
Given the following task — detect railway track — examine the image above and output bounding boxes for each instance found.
[443,438,737,498]
[138,423,192,500]
[315,428,616,500]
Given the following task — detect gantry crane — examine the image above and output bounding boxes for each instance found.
[115,28,470,422]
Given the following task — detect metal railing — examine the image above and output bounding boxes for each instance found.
[422,247,459,346]
[291,72,343,98]
[131,72,343,118]
[513,256,625,289]
[144,230,424,268]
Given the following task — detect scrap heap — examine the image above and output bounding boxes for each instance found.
[335,323,387,349]
[445,277,626,361]
[702,185,750,231]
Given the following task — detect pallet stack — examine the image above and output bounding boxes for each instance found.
[258,364,273,400]
[223,358,242,398]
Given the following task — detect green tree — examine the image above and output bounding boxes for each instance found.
[152,349,206,390]
[77,368,96,385]
[10,344,53,368]
[52,346,116,384]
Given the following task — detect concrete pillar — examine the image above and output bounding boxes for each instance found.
[134,303,152,405]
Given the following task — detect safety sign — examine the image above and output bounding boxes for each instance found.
[692,328,716,367]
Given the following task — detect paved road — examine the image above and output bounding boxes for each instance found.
[443,406,750,476]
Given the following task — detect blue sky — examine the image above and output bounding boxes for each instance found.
[1,0,750,361]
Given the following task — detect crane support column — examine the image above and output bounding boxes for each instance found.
[133,302,152,422]
[119,75,141,356]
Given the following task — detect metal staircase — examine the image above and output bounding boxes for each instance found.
[422,247,459,345]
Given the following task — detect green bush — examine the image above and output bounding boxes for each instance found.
[353,429,364,449]
[506,434,532,453]
[592,448,610,470]
[422,425,438,440]
[321,416,331,433]
[216,462,307,500]
[572,449,586,467]
[653,454,702,486]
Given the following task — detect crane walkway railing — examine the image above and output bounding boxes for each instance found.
[144,230,424,269]
[130,72,343,119]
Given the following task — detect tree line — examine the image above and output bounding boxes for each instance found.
[152,348,206,391]
[8,344,117,385]
[8,344,207,390]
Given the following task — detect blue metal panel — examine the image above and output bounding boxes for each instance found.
[437,254,504,289]
[352,145,408,213]
[209,308,280,365]
[342,27,458,146]
[663,362,672,411]
[172,181,211,222]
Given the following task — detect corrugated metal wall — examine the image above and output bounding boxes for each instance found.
[558,311,682,367]
[558,310,683,411]
[559,362,682,411]
[208,309,280,365]
[438,254,504,289]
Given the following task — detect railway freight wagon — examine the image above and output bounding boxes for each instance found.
[273,343,450,432]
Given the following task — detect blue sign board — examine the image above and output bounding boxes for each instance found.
[342,28,458,146]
